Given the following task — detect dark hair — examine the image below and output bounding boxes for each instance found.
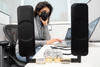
[34,1,53,17]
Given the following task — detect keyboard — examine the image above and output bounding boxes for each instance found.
[53,40,71,47]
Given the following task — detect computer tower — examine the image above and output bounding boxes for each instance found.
[71,3,88,56]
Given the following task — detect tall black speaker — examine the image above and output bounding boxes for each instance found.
[17,5,35,57]
[71,3,88,56]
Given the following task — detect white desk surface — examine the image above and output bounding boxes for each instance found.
[25,43,100,67]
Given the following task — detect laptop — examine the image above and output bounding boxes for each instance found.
[54,17,100,47]
[89,17,100,42]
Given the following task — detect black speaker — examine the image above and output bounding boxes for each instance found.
[71,3,88,56]
[17,5,35,56]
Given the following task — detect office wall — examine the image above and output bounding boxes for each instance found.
[0,0,21,23]
[49,21,70,39]
[88,0,100,22]
[0,11,10,24]
[0,24,6,41]
[88,0,100,41]
[24,0,68,21]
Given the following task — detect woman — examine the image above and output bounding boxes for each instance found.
[16,1,62,62]
[34,1,62,48]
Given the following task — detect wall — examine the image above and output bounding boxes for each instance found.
[0,24,6,41]
[88,0,100,22]
[0,0,21,23]
[49,21,71,39]
[24,0,68,21]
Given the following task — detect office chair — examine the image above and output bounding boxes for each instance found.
[1,25,25,67]
[0,5,35,67]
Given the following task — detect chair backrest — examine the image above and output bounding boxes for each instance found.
[3,25,18,45]
[3,25,18,55]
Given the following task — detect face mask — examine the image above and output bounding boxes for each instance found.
[40,11,49,21]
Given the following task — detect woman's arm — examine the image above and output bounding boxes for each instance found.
[43,25,51,40]
[35,40,47,47]
[35,25,50,47]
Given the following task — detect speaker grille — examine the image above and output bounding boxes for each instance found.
[71,3,88,56]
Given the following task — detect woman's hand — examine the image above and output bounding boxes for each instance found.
[40,17,48,26]
[46,38,62,45]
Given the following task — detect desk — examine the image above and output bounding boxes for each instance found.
[25,43,100,67]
